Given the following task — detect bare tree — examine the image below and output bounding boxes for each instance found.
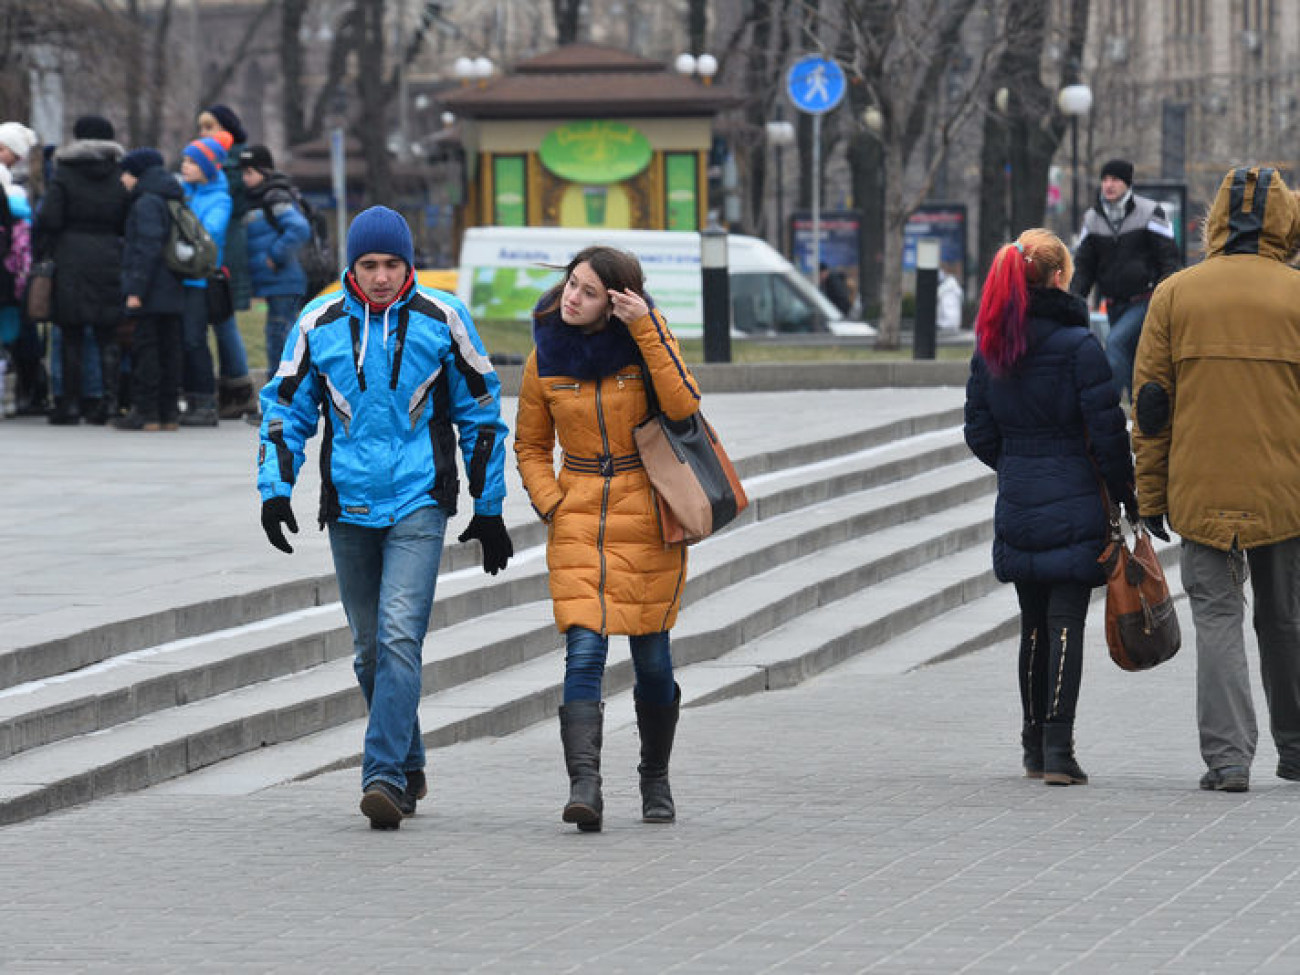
[976,0,1090,283]
[839,0,993,348]
[552,0,581,44]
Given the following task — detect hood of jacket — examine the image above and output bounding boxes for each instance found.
[1027,287,1090,332]
[134,166,183,202]
[53,139,124,180]
[1204,166,1298,262]
[531,299,642,380]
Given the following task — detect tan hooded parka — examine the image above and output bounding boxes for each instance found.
[1133,166,1300,550]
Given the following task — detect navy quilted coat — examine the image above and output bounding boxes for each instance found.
[964,288,1134,585]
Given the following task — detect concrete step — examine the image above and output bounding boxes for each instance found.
[0,421,979,763]
[154,500,999,797]
[0,406,964,693]
[0,474,995,824]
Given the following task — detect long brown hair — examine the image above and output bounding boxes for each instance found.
[536,246,647,319]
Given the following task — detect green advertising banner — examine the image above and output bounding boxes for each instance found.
[539,121,653,185]
[493,156,526,227]
[665,153,698,231]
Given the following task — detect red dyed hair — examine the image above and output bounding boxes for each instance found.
[975,228,1072,376]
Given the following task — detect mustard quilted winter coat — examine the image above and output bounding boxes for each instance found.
[515,305,701,635]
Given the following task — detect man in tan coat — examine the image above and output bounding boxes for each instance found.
[1133,166,1300,793]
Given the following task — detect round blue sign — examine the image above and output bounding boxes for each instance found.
[786,56,847,115]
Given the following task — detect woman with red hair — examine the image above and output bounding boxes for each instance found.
[964,228,1136,786]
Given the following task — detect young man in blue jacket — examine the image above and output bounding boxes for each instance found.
[256,206,513,829]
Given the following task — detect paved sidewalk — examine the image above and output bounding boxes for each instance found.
[2,599,1298,972]
[5,384,1300,973]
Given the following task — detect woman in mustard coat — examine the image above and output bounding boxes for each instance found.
[515,246,701,832]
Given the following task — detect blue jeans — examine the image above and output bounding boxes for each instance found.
[563,626,676,705]
[328,505,448,790]
[263,294,304,375]
[1104,299,1149,399]
[50,325,102,398]
[180,288,215,395]
[213,313,248,379]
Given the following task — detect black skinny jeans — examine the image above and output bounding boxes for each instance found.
[1014,581,1091,726]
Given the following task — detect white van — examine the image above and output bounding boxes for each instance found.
[456,226,876,339]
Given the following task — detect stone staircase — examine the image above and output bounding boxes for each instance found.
[0,402,1033,825]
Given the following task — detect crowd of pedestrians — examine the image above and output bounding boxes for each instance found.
[0,104,315,429]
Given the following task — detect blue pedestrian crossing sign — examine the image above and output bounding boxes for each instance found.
[786,55,847,115]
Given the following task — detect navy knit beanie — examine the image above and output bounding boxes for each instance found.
[203,104,247,145]
[346,206,415,269]
[121,148,164,177]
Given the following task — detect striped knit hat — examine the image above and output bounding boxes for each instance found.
[182,135,227,181]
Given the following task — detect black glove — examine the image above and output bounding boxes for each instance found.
[261,496,298,554]
[1142,514,1170,542]
[458,513,513,575]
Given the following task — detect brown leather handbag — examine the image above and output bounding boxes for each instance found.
[1098,511,1181,671]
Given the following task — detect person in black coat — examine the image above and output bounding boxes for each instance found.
[964,227,1135,787]
[115,148,185,431]
[34,115,130,425]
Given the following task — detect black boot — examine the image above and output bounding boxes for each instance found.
[636,684,680,823]
[218,376,257,419]
[1022,721,1044,779]
[1043,723,1088,785]
[81,397,107,426]
[559,701,603,832]
[180,392,219,427]
[47,397,80,425]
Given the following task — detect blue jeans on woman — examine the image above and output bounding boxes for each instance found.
[213,313,249,379]
[563,626,676,705]
[328,505,448,791]
[263,294,304,375]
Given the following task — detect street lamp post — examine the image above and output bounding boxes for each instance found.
[1057,84,1093,241]
[765,117,795,255]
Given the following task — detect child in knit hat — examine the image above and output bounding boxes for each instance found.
[176,136,232,425]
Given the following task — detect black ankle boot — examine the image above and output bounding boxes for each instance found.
[1022,721,1044,779]
[636,684,680,823]
[1043,723,1088,785]
[47,397,80,425]
[559,701,603,832]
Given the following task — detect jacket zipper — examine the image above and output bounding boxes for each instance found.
[595,376,611,634]
[551,382,580,392]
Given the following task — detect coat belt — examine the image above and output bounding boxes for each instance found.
[562,452,643,477]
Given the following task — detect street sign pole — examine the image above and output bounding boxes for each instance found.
[785,54,846,284]
[811,114,821,283]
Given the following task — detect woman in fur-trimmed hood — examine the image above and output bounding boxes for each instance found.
[514,245,701,833]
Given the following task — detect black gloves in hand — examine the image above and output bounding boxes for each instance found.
[458,513,513,575]
[1143,514,1170,542]
[261,496,299,554]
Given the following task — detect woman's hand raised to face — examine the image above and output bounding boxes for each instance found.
[608,288,648,324]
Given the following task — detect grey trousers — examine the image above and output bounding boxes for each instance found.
[1181,536,1300,775]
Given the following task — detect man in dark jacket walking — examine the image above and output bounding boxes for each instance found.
[115,149,185,431]
[1070,159,1180,399]
[34,115,130,425]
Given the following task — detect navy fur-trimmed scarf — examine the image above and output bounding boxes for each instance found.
[532,303,641,379]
